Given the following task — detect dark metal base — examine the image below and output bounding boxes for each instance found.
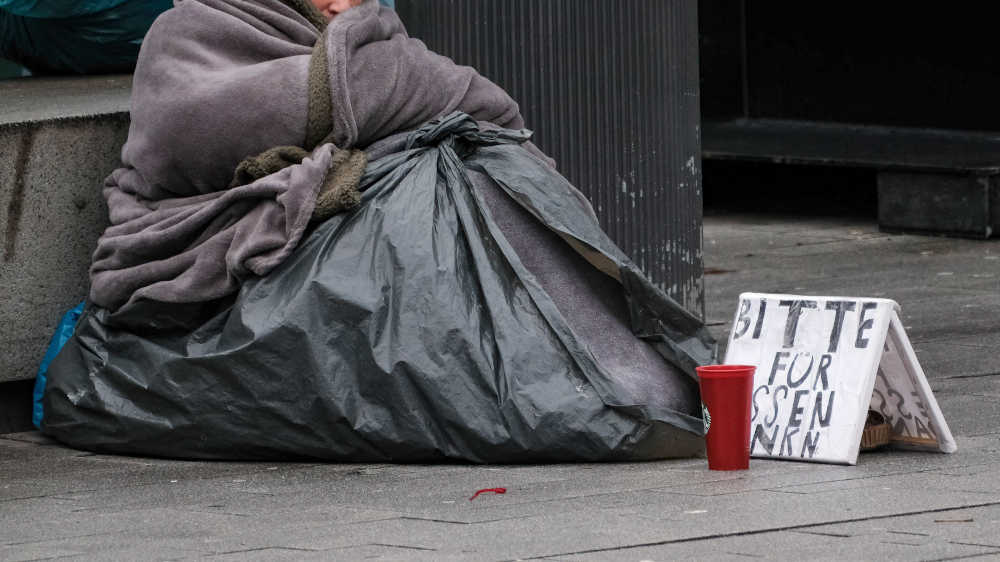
[703,119,1000,174]
[703,119,1000,239]
[878,173,997,239]
[0,379,35,434]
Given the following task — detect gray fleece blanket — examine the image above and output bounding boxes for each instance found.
[91,0,524,313]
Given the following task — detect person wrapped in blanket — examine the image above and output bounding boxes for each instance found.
[41,0,717,463]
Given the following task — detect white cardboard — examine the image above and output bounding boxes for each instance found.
[871,311,958,453]
[723,293,955,465]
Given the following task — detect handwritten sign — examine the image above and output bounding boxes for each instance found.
[724,293,955,465]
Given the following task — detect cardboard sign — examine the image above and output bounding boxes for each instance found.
[724,293,956,465]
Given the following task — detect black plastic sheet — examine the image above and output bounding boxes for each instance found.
[43,114,716,462]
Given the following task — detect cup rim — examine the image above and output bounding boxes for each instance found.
[696,364,756,378]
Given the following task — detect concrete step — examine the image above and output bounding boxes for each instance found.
[1,75,131,384]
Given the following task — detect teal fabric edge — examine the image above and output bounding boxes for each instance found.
[32,302,85,429]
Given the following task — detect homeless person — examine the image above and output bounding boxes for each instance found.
[41,0,718,463]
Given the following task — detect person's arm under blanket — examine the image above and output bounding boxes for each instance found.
[317,0,524,150]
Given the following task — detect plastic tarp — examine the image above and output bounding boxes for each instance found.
[32,302,84,429]
[43,114,716,463]
[0,0,129,18]
[0,0,171,74]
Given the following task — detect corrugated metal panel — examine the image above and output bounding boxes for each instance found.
[396,0,705,317]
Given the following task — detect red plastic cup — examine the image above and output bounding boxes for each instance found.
[696,364,756,470]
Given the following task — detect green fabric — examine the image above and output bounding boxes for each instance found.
[230,144,365,222]
[312,149,366,221]
[233,1,359,223]
[230,146,311,188]
[306,33,333,149]
[273,0,331,150]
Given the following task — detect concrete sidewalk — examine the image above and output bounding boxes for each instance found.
[3,213,999,561]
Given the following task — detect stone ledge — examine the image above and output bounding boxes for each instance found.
[0,75,131,127]
[1,77,131,383]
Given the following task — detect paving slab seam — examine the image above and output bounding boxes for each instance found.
[369,542,437,551]
[943,372,1000,380]
[204,546,321,557]
[0,492,96,504]
[338,515,417,526]
[655,467,964,497]
[965,431,1000,438]
[790,530,851,538]
[887,530,932,537]
[2,532,118,548]
[394,516,471,525]
[0,437,60,446]
[949,542,1000,550]
[332,481,758,521]
[14,554,82,562]
[763,477,1000,496]
[0,460,356,502]
[913,342,998,351]
[350,513,560,527]
[178,508,252,518]
[927,550,1000,562]
[512,500,1000,561]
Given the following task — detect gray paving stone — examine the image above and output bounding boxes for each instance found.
[558,529,1000,562]
[3,431,998,559]
[0,538,203,562]
[244,483,1000,560]
[703,216,1000,363]
[805,504,1000,552]
[934,393,1000,438]
[0,431,60,446]
[3,214,998,561]
[206,546,344,561]
[97,461,725,525]
[0,543,89,562]
[0,451,307,501]
[768,467,1000,497]
[1,503,244,548]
